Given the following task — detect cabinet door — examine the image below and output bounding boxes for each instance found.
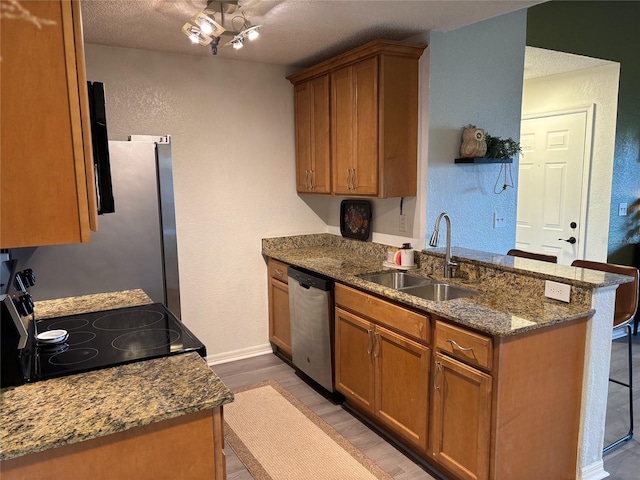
[351,58,378,195]
[331,66,354,194]
[0,0,97,248]
[293,78,330,194]
[374,325,429,451]
[268,277,291,359]
[335,308,375,414]
[429,353,492,480]
[331,59,378,196]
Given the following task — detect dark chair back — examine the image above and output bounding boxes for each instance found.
[571,259,639,328]
[507,249,558,263]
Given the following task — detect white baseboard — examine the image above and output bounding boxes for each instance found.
[206,343,273,366]
[579,460,609,480]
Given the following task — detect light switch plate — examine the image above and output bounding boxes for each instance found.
[399,214,408,233]
[494,212,506,229]
[545,280,571,303]
[619,203,628,216]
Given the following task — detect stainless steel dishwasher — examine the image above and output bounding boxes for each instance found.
[287,266,334,392]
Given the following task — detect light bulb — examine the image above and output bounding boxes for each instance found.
[233,39,244,49]
[247,28,259,41]
[200,21,213,35]
[189,32,199,44]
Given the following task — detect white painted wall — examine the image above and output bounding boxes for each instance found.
[85,45,327,361]
[521,62,620,262]
[425,11,527,254]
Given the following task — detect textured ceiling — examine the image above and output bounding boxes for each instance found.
[81,0,543,68]
[523,46,615,80]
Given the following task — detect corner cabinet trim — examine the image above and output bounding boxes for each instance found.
[286,40,426,85]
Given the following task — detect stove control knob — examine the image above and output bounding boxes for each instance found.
[15,294,34,316]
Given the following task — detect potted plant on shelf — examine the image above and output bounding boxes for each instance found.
[484,134,522,161]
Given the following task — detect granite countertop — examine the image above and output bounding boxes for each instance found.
[261,235,626,337]
[0,290,234,462]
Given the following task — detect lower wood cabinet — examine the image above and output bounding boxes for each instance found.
[335,285,430,451]
[267,258,291,359]
[429,352,492,480]
[1,408,226,480]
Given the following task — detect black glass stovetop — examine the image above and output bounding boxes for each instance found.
[30,303,206,382]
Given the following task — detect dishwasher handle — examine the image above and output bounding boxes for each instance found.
[287,266,333,291]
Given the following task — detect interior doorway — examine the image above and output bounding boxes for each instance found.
[518,47,620,264]
[516,107,592,265]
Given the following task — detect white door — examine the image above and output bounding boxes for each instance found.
[516,109,591,265]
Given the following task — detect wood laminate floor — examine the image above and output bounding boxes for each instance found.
[213,330,639,480]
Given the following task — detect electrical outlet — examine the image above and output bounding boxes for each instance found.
[494,212,506,229]
[399,214,408,233]
[545,280,571,303]
[619,203,628,216]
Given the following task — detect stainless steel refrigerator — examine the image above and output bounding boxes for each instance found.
[10,136,181,317]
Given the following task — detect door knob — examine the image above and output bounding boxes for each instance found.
[559,237,577,244]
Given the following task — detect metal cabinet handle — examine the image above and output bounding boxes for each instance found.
[351,168,356,190]
[310,170,314,190]
[366,329,372,355]
[346,169,351,190]
[446,339,473,352]
[433,360,441,390]
[373,332,380,358]
[274,269,284,276]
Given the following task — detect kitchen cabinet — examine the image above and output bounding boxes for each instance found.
[331,58,378,195]
[335,284,430,451]
[267,258,292,359]
[429,321,492,480]
[293,77,331,193]
[0,0,97,248]
[287,40,426,198]
[429,318,588,480]
[1,408,226,480]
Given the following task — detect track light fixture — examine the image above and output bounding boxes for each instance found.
[191,12,225,37]
[181,0,262,56]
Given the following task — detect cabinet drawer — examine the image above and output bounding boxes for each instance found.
[435,320,492,371]
[335,284,429,343]
[267,258,289,284]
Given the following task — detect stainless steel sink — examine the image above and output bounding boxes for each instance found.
[358,271,479,301]
[358,271,434,289]
[400,283,479,301]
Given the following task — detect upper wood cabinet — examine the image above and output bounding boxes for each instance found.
[1,0,97,248]
[287,40,426,198]
[293,77,331,194]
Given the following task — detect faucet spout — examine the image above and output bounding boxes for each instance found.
[429,212,457,278]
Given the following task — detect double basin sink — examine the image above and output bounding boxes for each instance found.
[358,271,479,302]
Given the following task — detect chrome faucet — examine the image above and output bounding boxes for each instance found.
[429,212,457,278]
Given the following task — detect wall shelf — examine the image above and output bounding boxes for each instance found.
[455,157,513,164]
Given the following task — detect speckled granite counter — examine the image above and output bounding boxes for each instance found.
[262,234,634,337]
[0,291,234,462]
[34,288,153,319]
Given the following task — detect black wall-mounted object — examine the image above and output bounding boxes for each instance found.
[87,81,115,214]
[340,199,372,241]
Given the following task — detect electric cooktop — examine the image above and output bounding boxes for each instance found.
[30,303,206,382]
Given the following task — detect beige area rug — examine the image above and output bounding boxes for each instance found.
[224,380,394,480]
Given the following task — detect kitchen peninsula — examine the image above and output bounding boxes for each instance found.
[263,234,632,480]
[0,290,233,480]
